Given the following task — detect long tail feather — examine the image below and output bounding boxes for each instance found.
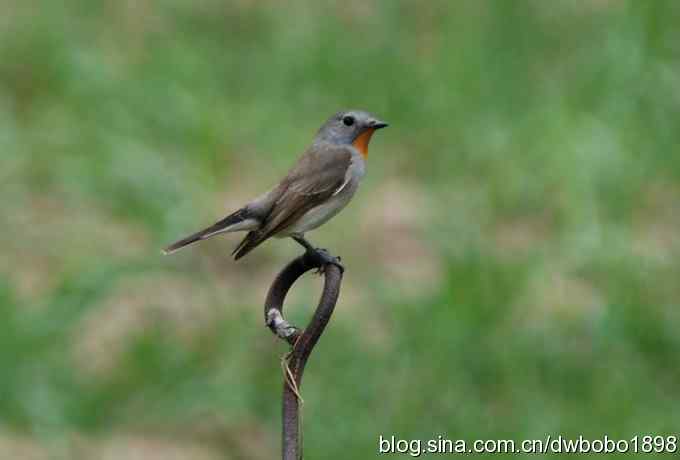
[232,231,266,260]
[163,209,253,255]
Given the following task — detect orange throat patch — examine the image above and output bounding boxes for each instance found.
[352,128,375,158]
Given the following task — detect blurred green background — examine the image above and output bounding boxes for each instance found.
[2,0,680,458]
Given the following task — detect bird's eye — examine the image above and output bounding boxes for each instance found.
[342,115,355,126]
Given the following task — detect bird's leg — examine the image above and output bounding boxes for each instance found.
[292,235,344,273]
[292,234,316,253]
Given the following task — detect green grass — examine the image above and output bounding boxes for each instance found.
[1,1,680,458]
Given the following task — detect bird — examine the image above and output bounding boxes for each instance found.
[163,109,388,268]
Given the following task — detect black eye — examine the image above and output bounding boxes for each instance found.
[342,115,355,126]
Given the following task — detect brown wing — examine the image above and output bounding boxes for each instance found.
[232,144,353,259]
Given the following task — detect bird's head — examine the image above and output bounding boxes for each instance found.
[316,110,388,158]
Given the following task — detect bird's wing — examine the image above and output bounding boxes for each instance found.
[232,144,353,259]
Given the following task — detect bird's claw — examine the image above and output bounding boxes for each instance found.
[306,248,344,274]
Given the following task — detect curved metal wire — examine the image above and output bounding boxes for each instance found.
[264,251,343,460]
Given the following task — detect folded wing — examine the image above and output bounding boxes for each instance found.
[232,144,353,259]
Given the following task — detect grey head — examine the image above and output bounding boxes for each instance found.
[315,109,388,145]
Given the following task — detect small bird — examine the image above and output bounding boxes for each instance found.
[163,109,388,267]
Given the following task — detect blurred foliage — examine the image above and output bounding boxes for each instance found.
[1,0,680,458]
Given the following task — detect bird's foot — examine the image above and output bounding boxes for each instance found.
[305,247,344,274]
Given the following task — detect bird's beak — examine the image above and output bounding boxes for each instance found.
[369,119,389,129]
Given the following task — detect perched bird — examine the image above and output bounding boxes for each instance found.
[163,109,388,267]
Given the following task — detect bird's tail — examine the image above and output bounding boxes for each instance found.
[163,208,256,255]
[231,230,265,260]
